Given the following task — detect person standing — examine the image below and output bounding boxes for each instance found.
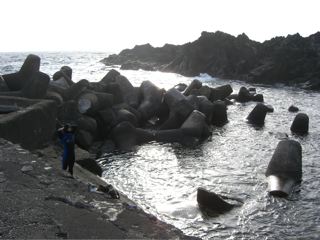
[57,124,76,176]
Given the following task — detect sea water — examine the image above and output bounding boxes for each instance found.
[1,52,319,239]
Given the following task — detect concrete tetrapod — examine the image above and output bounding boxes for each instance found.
[265,140,302,197]
[290,113,309,135]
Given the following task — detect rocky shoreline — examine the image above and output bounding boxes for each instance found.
[0,138,197,239]
[101,31,320,90]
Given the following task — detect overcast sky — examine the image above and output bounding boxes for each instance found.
[0,0,319,52]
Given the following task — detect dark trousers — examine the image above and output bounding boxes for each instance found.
[62,156,75,175]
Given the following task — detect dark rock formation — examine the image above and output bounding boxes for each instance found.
[101,31,320,89]
[197,188,234,214]
[247,103,270,126]
[290,113,309,135]
[265,140,302,197]
[288,105,299,112]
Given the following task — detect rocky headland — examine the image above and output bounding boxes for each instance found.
[101,31,320,90]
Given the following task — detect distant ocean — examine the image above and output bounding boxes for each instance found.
[1,52,320,239]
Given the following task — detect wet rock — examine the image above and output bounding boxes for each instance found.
[76,130,94,150]
[111,121,154,151]
[160,88,194,130]
[100,69,121,85]
[251,94,264,102]
[174,83,188,92]
[21,165,33,172]
[45,91,64,106]
[78,91,114,115]
[197,96,214,123]
[115,75,139,108]
[155,110,209,146]
[210,84,233,101]
[2,54,40,91]
[180,110,210,139]
[265,140,302,197]
[96,184,120,199]
[197,188,234,214]
[76,115,98,135]
[63,79,89,101]
[52,66,74,86]
[247,103,270,126]
[265,104,274,113]
[77,158,102,176]
[115,108,138,127]
[190,85,212,99]
[21,72,50,99]
[288,105,299,112]
[138,81,163,121]
[211,100,228,126]
[98,140,116,156]
[58,100,81,124]
[104,83,124,104]
[237,87,252,103]
[290,113,309,135]
[183,79,202,96]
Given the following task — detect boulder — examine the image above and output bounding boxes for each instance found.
[104,83,124,104]
[111,121,154,151]
[189,85,211,99]
[265,104,274,113]
[21,72,50,99]
[237,86,252,103]
[211,101,228,126]
[197,188,234,214]
[290,113,309,135]
[288,105,299,112]
[138,81,163,121]
[2,54,40,91]
[45,91,64,106]
[76,115,98,135]
[76,158,103,176]
[210,84,233,101]
[160,88,194,130]
[76,129,94,150]
[265,140,302,197]
[78,91,114,115]
[252,94,264,102]
[247,103,270,126]
[100,69,121,85]
[58,100,81,124]
[115,108,138,127]
[197,96,214,123]
[183,79,202,96]
[155,110,210,146]
[115,75,139,108]
[174,83,188,92]
[52,66,74,86]
[63,79,89,101]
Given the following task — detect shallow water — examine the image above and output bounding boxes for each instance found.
[1,52,320,239]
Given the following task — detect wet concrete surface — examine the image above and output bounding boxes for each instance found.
[0,138,197,239]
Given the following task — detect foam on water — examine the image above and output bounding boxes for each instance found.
[1,52,320,239]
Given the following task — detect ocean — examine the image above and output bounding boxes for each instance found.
[1,52,320,239]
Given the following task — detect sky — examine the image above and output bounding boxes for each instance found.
[0,0,319,52]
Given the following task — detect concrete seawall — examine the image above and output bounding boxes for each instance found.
[0,138,197,239]
[0,96,57,150]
